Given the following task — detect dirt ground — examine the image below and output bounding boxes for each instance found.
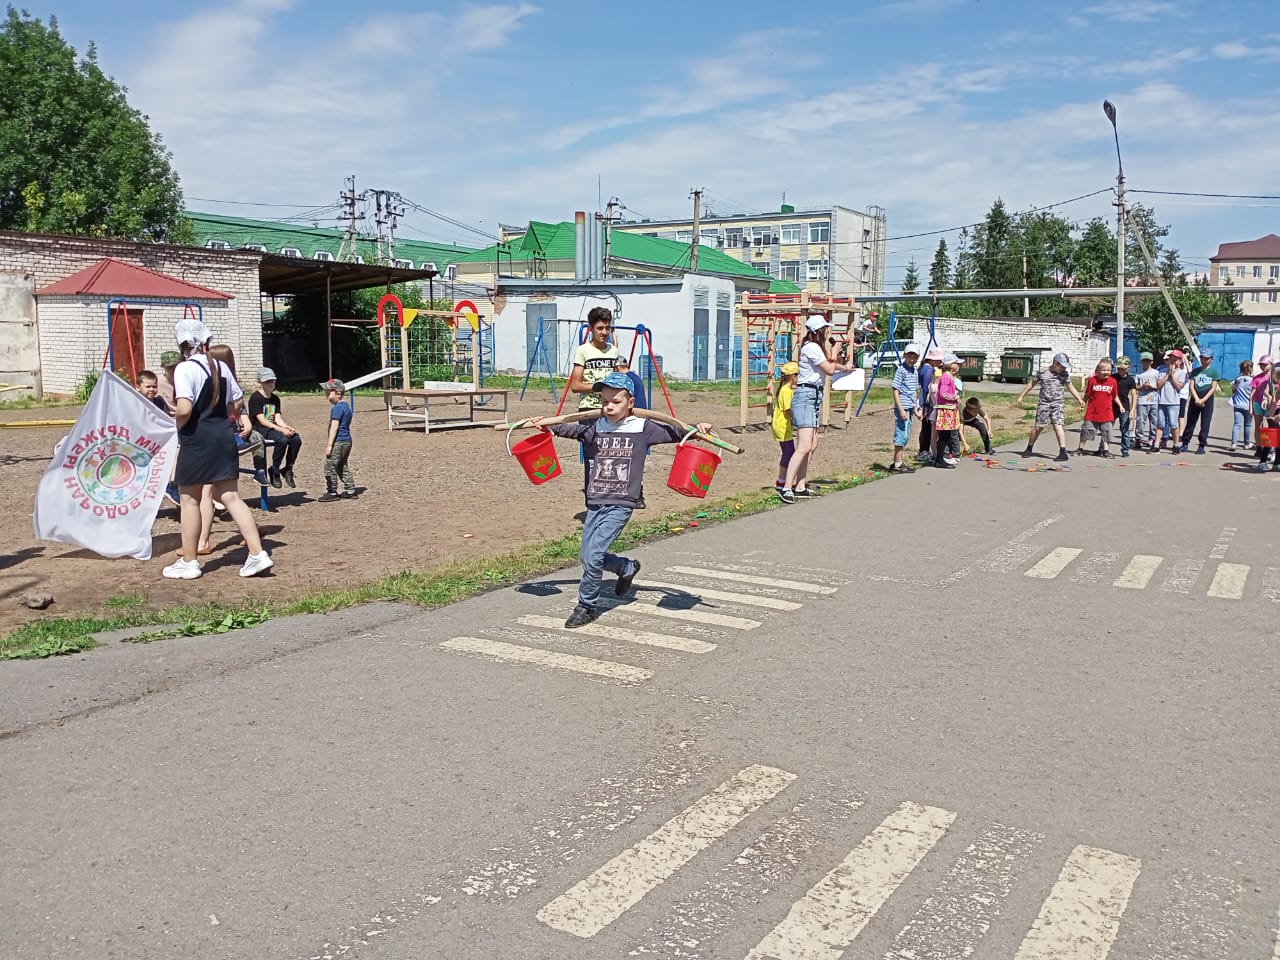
[0,386,1028,633]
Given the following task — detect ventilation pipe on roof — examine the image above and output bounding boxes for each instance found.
[574,211,587,280]
[586,214,604,281]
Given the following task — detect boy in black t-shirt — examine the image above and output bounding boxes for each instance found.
[248,367,303,488]
[1112,355,1137,457]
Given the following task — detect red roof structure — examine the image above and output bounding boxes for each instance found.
[1211,234,1280,261]
[35,257,232,299]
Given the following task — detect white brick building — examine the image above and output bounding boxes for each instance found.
[0,231,262,397]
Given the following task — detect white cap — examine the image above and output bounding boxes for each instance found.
[805,314,829,333]
[174,318,212,347]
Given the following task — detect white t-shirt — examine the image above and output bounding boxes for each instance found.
[797,342,828,387]
[173,355,243,407]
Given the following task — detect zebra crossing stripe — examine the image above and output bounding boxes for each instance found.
[1264,568,1280,603]
[536,764,796,939]
[744,801,956,960]
[439,637,652,685]
[885,823,1044,960]
[1071,552,1120,584]
[1012,844,1141,960]
[1114,555,1163,590]
[1160,558,1204,594]
[642,581,803,611]
[664,566,838,595]
[514,614,716,654]
[1206,562,1250,600]
[604,598,762,630]
[1024,548,1083,580]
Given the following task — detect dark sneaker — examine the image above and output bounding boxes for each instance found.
[341,489,358,498]
[1099,449,1114,459]
[282,466,296,488]
[564,604,599,628]
[318,492,340,502]
[1122,450,1130,458]
[1178,444,1189,453]
[794,487,820,498]
[268,467,283,489]
[253,468,268,486]
[1021,447,1034,458]
[1054,450,1070,462]
[778,489,796,503]
[1195,446,1206,455]
[615,559,641,596]
[164,483,180,506]
[636,497,647,510]
[891,462,915,474]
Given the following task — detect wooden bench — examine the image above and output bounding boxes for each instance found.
[383,383,509,434]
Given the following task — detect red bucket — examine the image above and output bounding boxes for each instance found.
[509,430,562,485]
[667,439,721,498]
[1261,426,1280,447]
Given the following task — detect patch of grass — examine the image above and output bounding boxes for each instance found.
[0,394,76,411]
[0,464,895,661]
[104,593,146,610]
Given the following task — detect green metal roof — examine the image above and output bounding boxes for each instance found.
[458,220,787,285]
[187,212,476,269]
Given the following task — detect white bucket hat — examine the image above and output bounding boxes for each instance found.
[174,318,212,347]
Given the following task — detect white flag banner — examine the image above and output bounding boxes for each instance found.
[34,370,179,561]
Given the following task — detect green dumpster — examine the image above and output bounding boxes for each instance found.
[1000,350,1035,384]
[956,351,986,381]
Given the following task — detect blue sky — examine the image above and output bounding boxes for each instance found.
[29,0,1280,287]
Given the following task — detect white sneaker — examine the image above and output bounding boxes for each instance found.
[162,557,202,580]
[943,457,959,466]
[239,551,274,578]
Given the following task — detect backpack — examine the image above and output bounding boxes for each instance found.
[936,373,957,405]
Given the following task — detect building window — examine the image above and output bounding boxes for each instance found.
[640,231,658,238]
[204,239,231,250]
[861,263,870,280]
[809,221,830,243]
[1271,265,1279,279]
[675,230,693,243]
[699,229,718,247]
[394,258,413,269]
[1254,265,1263,278]
[445,264,457,280]
[806,259,828,281]
[779,260,801,282]
[724,227,744,248]
[1218,266,1228,280]
[1251,292,1260,303]
[755,262,772,277]
[279,246,302,258]
[1234,292,1243,304]
[862,228,872,243]
[243,243,267,253]
[781,224,802,244]
[753,225,775,247]
[1270,291,1278,303]
[1236,265,1246,278]
[313,250,335,261]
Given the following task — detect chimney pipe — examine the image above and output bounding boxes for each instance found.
[574,211,586,280]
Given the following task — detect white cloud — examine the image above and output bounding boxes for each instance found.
[875,0,969,16]
[1211,41,1250,60]
[1083,1,1186,22]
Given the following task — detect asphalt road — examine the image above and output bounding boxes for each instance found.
[2,426,1278,960]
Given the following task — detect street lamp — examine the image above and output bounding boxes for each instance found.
[1103,99,1125,359]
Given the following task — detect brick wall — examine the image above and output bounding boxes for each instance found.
[932,316,1110,377]
[0,231,262,396]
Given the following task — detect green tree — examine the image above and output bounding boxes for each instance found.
[1072,217,1115,288]
[1124,203,1169,280]
[1126,280,1236,358]
[901,258,921,294]
[0,8,191,241]
[929,238,950,290]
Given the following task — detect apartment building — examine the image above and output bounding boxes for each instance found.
[1209,233,1280,316]
[613,203,886,298]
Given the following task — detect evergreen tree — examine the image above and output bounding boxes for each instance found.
[0,8,190,241]
[929,239,950,290]
[901,258,921,294]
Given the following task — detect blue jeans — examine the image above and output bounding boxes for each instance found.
[1157,403,1179,440]
[1116,411,1132,454]
[1232,407,1252,446]
[579,504,634,608]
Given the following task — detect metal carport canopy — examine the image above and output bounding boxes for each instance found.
[257,253,438,296]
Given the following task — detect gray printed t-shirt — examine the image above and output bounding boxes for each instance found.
[1034,368,1069,405]
[549,416,683,507]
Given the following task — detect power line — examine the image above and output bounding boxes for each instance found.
[397,197,499,242]
[187,196,335,208]
[1130,189,1280,200]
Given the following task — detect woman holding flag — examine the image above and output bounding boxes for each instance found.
[163,319,273,580]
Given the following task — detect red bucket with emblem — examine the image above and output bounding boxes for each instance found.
[509,430,561,485]
[1261,426,1280,448]
[667,438,721,498]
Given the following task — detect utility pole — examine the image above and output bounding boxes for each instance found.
[337,175,363,263]
[1022,251,1030,318]
[1104,100,1125,359]
[690,187,703,272]
[601,197,622,279]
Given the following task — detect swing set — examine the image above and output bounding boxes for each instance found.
[552,322,677,419]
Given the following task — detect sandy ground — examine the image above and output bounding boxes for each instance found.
[0,386,1026,633]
